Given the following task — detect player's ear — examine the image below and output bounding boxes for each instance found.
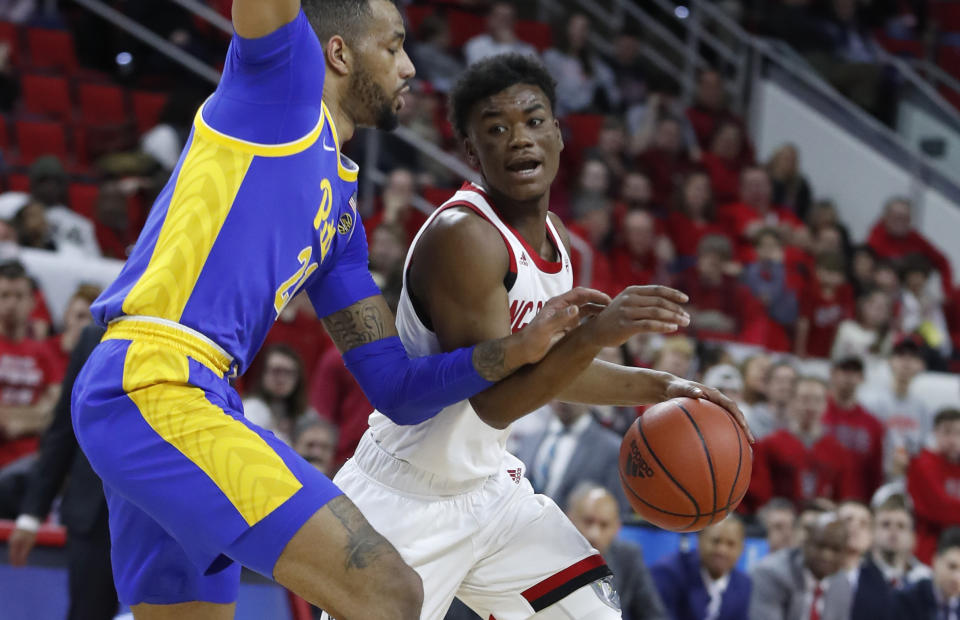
[463,138,479,169]
[554,118,564,153]
[325,35,352,76]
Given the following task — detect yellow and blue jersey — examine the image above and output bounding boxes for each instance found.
[91,11,379,374]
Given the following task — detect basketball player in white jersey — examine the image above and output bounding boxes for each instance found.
[334,55,752,619]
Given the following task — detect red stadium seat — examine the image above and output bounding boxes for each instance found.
[0,22,20,67]
[15,119,68,165]
[78,82,127,125]
[447,10,486,48]
[564,114,605,152]
[21,73,72,121]
[132,90,169,134]
[26,27,77,74]
[931,1,960,32]
[8,172,29,192]
[516,20,553,52]
[68,182,99,220]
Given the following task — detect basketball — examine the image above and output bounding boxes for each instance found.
[619,397,752,532]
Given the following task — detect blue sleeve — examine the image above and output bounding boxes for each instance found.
[201,10,325,144]
[341,337,493,425]
[307,218,381,319]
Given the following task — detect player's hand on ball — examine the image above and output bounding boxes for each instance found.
[584,285,690,346]
[664,377,756,443]
[519,287,611,363]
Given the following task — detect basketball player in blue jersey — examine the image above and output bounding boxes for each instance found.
[69,2,618,619]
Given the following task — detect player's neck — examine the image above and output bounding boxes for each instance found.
[485,186,551,255]
[321,94,355,147]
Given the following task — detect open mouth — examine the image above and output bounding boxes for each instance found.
[506,158,543,177]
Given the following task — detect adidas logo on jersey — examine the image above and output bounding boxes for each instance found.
[519,252,529,267]
[507,468,523,484]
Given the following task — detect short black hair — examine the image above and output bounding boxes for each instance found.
[449,53,557,139]
[934,408,960,428]
[302,0,400,45]
[0,260,28,281]
[937,527,960,556]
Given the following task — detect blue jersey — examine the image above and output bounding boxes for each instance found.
[91,11,379,374]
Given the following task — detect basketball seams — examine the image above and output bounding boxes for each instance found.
[635,417,702,530]
[676,402,719,525]
[724,407,744,515]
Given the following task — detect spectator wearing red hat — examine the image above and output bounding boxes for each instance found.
[907,408,960,564]
[867,197,952,292]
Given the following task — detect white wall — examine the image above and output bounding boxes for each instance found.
[753,81,960,273]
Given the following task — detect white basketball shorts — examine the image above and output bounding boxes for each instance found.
[333,431,620,620]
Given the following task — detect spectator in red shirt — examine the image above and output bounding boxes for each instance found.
[823,357,885,502]
[363,168,428,244]
[867,197,953,292]
[584,116,632,188]
[851,244,878,298]
[665,171,728,270]
[795,252,855,358]
[685,69,753,155]
[636,116,696,208]
[701,120,753,205]
[611,171,656,233]
[741,227,798,351]
[47,284,100,378]
[747,360,798,441]
[309,338,373,470]
[748,377,859,509]
[567,191,616,295]
[0,261,62,467]
[906,408,960,564]
[720,166,805,262]
[609,209,672,293]
[675,234,766,344]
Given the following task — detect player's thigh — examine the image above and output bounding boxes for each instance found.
[273,494,423,619]
[333,459,479,619]
[457,485,617,620]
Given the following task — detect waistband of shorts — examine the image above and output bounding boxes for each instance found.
[352,431,486,497]
[103,316,235,378]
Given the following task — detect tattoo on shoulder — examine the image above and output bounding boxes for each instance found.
[322,299,387,351]
[327,496,389,571]
[473,339,508,382]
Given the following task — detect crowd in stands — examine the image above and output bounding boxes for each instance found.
[0,1,958,619]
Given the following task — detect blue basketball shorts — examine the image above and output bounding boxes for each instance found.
[71,319,343,606]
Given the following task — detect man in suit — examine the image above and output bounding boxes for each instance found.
[749,512,851,620]
[871,494,931,588]
[651,516,751,620]
[895,527,960,620]
[837,500,895,620]
[514,400,631,518]
[8,324,117,620]
[566,484,668,620]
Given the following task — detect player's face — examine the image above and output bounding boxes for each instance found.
[350,0,415,131]
[465,84,563,203]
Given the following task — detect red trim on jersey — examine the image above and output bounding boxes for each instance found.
[462,182,564,274]
[521,554,607,602]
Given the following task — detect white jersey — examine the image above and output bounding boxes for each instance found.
[367,182,574,484]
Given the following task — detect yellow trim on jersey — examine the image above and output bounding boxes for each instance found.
[121,341,303,526]
[121,133,254,322]
[321,102,359,183]
[104,319,231,377]
[193,100,324,158]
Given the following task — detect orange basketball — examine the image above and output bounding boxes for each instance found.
[619,397,752,532]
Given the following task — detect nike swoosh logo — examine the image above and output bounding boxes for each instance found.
[322,140,336,152]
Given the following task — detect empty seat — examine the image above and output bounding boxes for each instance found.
[132,90,169,134]
[15,119,68,165]
[21,73,72,121]
[68,182,99,220]
[26,28,77,74]
[78,82,126,124]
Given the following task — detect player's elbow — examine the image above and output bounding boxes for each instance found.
[470,396,510,430]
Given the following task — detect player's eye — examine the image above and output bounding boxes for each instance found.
[529,118,544,127]
[388,47,399,55]
[489,125,506,136]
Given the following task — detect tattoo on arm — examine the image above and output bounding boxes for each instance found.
[472,339,509,382]
[327,496,390,571]
[322,299,388,352]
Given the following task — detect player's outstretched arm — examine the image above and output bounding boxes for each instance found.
[320,290,592,427]
[233,0,300,39]
[407,209,689,430]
